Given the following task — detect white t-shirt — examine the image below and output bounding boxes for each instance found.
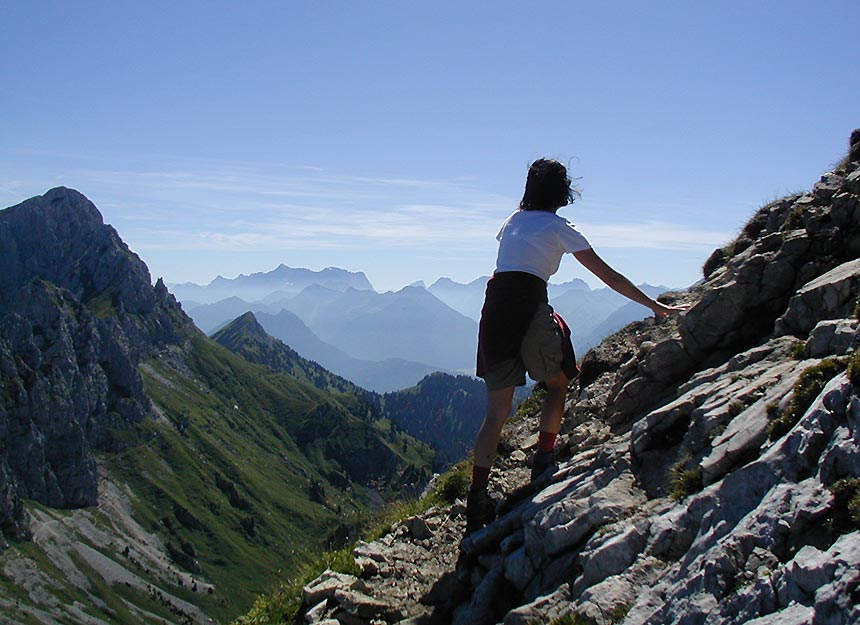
[494,209,591,282]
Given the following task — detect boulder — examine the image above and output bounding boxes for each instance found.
[776,258,860,336]
[804,318,859,357]
[302,570,368,607]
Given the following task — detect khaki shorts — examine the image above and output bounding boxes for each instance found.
[483,303,565,390]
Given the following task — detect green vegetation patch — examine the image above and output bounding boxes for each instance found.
[670,465,703,502]
[783,204,807,231]
[232,460,471,625]
[86,288,119,319]
[549,601,633,625]
[767,358,846,440]
[790,341,807,360]
[434,463,470,504]
[110,334,434,622]
[830,478,860,533]
[847,348,860,386]
[113,340,366,620]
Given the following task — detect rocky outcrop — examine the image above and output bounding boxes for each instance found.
[293,131,860,624]
[0,188,195,543]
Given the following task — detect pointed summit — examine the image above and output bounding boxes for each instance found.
[211,310,266,343]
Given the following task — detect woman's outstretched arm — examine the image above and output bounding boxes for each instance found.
[573,248,686,318]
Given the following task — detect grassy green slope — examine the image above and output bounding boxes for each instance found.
[212,313,485,471]
[104,334,433,622]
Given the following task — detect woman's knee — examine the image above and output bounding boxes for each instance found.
[544,371,569,393]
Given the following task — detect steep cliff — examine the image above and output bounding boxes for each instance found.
[289,132,860,625]
[0,187,193,540]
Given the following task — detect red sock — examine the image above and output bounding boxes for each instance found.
[538,431,558,454]
[471,465,491,490]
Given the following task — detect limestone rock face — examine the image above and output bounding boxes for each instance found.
[0,188,195,542]
[776,258,860,335]
[294,133,860,625]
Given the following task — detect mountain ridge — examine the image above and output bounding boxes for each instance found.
[186,298,446,393]
[212,311,486,466]
[169,264,374,305]
[190,282,478,375]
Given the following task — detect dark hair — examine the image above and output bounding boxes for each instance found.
[519,158,578,211]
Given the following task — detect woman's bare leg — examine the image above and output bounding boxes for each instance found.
[538,371,569,435]
[472,385,516,471]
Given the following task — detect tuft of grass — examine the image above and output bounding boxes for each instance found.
[86,288,119,319]
[610,601,635,623]
[768,358,846,440]
[790,341,807,360]
[830,477,860,531]
[847,348,860,386]
[434,463,471,504]
[727,400,746,418]
[670,464,703,501]
[783,204,807,231]
[550,603,633,625]
[830,478,860,532]
[834,128,860,170]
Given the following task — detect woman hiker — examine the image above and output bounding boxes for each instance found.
[467,158,686,535]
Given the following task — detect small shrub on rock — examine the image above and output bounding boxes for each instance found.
[610,602,634,622]
[847,348,860,386]
[434,466,470,504]
[830,478,860,532]
[790,341,806,360]
[670,465,703,501]
[783,204,807,231]
[768,358,846,440]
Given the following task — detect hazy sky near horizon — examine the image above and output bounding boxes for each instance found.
[2,1,858,293]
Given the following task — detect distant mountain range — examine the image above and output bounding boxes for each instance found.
[170,264,374,306]
[172,266,669,392]
[180,288,474,392]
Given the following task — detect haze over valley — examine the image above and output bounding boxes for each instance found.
[171,265,668,392]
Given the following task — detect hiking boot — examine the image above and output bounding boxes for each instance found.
[465,487,496,535]
[530,450,557,482]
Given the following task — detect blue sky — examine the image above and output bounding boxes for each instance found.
[2,1,858,293]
